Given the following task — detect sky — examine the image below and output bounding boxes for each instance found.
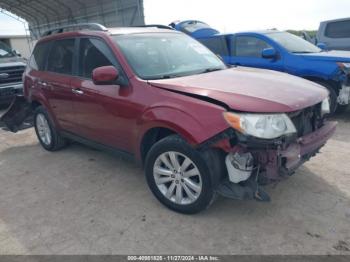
[0,0,350,35]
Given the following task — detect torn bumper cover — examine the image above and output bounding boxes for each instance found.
[0,95,33,132]
[203,121,336,201]
[250,121,337,182]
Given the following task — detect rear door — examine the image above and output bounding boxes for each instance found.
[40,38,79,132]
[197,36,230,64]
[229,35,284,71]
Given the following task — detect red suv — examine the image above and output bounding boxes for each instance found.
[2,24,336,214]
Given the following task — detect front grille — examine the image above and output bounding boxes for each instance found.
[0,66,25,85]
[0,87,16,96]
[288,103,323,137]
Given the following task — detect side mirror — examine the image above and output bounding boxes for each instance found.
[92,66,119,85]
[13,50,21,57]
[317,43,327,50]
[262,48,277,59]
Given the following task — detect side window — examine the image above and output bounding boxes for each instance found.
[78,38,115,79]
[29,42,50,71]
[235,36,271,58]
[47,39,75,75]
[325,20,350,38]
[198,37,229,56]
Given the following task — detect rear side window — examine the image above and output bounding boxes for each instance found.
[325,20,350,38]
[78,38,115,79]
[29,42,50,71]
[198,37,229,56]
[47,39,75,75]
[235,36,271,57]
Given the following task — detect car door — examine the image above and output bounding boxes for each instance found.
[70,37,133,151]
[229,35,284,71]
[40,38,79,133]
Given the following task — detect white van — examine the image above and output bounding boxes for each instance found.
[317,17,350,51]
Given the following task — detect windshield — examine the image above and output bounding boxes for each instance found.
[113,33,226,80]
[0,41,15,58]
[266,32,321,53]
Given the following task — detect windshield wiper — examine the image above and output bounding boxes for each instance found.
[292,51,315,54]
[199,67,224,74]
[145,74,179,80]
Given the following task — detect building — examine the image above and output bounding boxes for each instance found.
[0,34,34,59]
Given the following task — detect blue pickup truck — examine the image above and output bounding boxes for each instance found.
[170,20,350,114]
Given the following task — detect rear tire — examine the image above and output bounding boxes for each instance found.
[34,106,67,151]
[145,135,215,214]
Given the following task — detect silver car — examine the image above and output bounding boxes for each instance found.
[317,17,350,51]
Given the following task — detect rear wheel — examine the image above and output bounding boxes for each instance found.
[145,135,215,214]
[34,106,67,151]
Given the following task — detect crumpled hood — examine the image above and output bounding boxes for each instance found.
[148,67,328,113]
[298,50,350,62]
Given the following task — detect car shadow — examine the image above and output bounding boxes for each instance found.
[0,139,350,254]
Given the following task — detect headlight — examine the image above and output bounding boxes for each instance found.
[321,98,330,115]
[223,112,296,139]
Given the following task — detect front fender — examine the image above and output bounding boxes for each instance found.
[135,103,229,157]
[286,55,341,81]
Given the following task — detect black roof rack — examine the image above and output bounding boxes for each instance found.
[42,23,108,37]
[132,24,174,30]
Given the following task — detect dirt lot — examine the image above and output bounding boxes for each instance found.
[0,107,350,255]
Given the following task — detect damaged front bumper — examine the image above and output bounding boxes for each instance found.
[206,121,337,201]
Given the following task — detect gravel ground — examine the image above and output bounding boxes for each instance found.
[0,107,349,255]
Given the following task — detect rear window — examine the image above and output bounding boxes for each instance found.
[325,20,350,38]
[198,37,229,56]
[47,39,75,75]
[29,42,51,71]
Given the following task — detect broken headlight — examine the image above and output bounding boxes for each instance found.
[223,112,296,139]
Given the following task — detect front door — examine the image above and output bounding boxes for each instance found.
[70,37,133,151]
[229,35,284,72]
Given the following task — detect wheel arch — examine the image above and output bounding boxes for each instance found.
[303,76,341,93]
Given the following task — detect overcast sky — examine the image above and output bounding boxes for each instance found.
[1,0,350,35]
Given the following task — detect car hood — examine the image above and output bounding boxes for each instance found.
[298,50,350,62]
[0,56,26,65]
[148,67,328,113]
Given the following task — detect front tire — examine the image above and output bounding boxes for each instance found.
[145,135,215,214]
[314,81,338,115]
[34,106,67,151]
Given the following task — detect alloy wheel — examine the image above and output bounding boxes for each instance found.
[36,113,52,146]
[153,151,202,205]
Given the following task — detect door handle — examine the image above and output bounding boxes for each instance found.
[38,81,52,89]
[72,88,84,95]
[38,80,48,86]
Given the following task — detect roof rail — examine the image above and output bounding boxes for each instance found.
[42,23,108,37]
[132,24,174,30]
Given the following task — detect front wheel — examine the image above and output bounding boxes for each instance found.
[145,135,215,214]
